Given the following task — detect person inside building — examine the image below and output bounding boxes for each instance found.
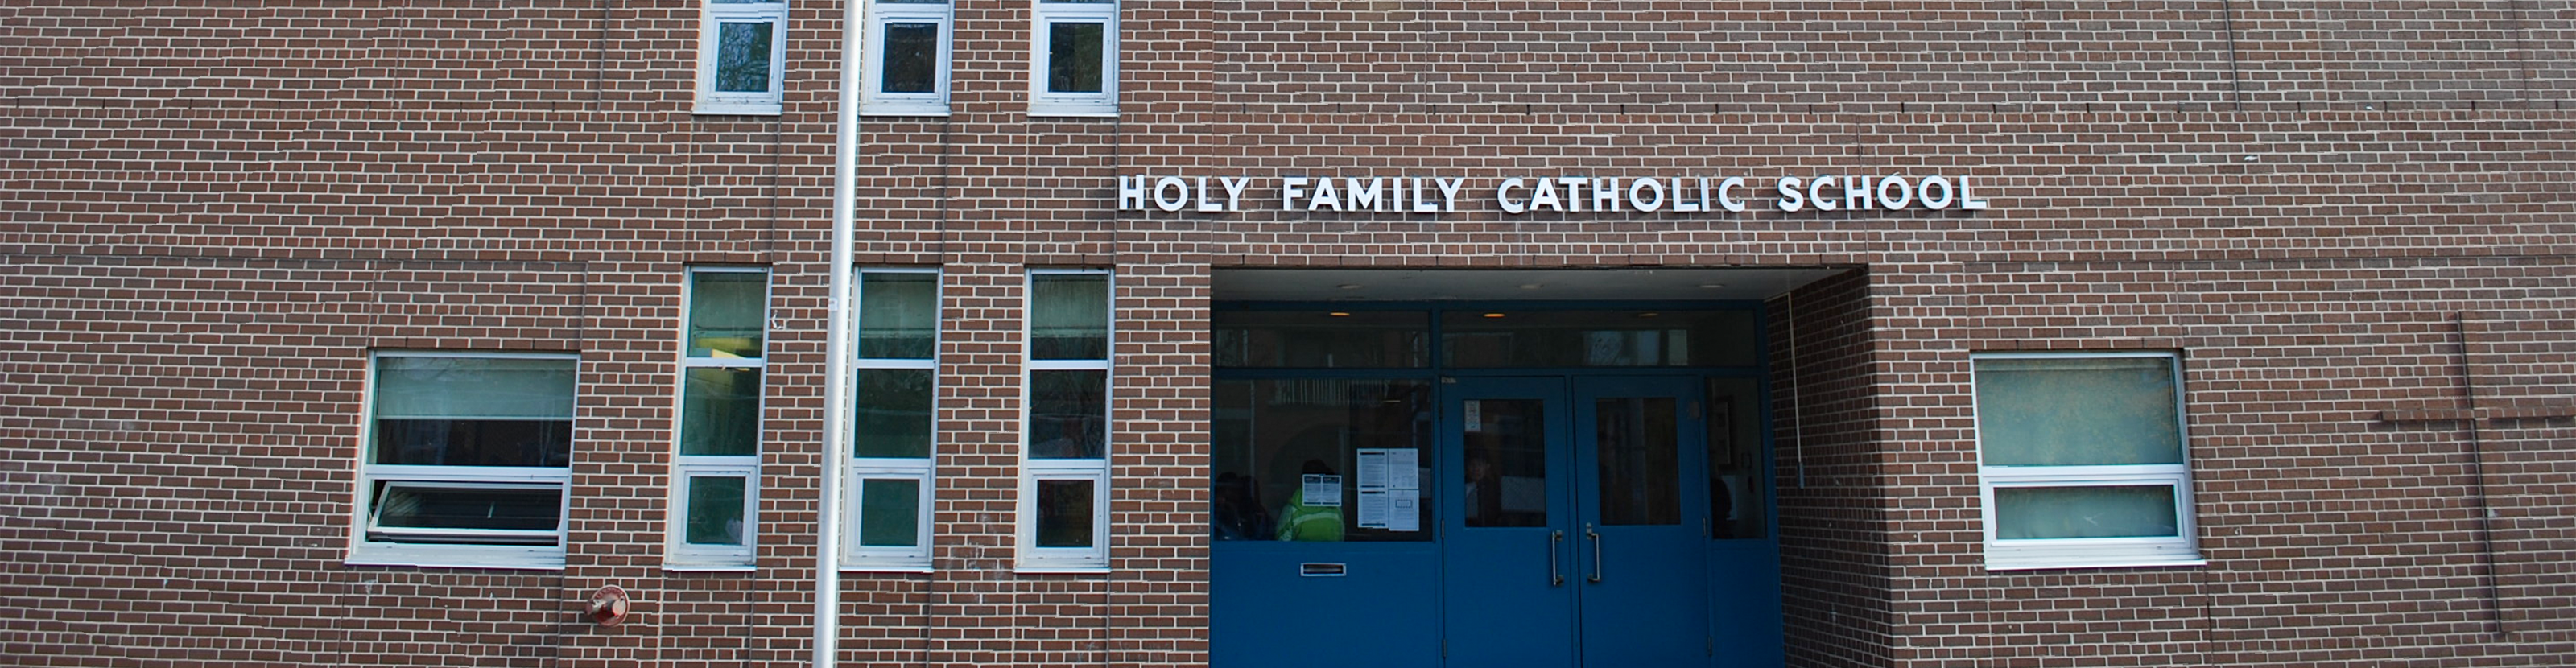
[1274,459,1344,541]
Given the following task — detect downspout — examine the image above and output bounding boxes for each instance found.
[819,0,863,664]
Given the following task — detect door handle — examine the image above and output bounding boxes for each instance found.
[1585,523,1603,583]
[1548,530,1565,587]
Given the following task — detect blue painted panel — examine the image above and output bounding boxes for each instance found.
[1212,541,1440,668]
[1708,541,1785,667]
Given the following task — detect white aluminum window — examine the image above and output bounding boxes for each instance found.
[848,269,942,570]
[1019,269,1112,571]
[1974,352,2205,571]
[669,268,770,569]
[697,1,788,116]
[1027,0,1117,117]
[861,0,953,117]
[351,351,579,570]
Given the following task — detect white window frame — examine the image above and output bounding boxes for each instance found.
[860,0,953,117]
[845,267,942,571]
[1017,268,1113,572]
[1973,351,2206,571]
[668,267,770,570]
[1027,0,1118,118]
[349,350,578,571]
[696,1,789,116]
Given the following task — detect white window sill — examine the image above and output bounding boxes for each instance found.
[346,544,565,571]
[664,563,758,573]
[1984,554,2208,571]
[842,563,936,574]
[860,103,952,118]
[1014,564,1111,575]
[696,101,784,117]
[1028,105,1117,119]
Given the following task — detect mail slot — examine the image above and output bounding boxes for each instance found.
[1299,563,1348,577]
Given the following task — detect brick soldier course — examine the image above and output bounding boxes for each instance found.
[3,2,2573,667]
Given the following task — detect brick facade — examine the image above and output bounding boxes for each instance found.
[4,2,2573,667]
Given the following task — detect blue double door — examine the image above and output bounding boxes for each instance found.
[1443,375,1714,666]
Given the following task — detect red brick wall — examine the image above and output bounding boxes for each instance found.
[5,2,2574,668]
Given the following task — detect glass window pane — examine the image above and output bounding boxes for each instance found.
[1465,398,1549,528]
[684,476,749,546]
[1034,478,1096,547]
[855,369,935,458]
[881,23,939,93]
[858,478,923,547]
[715,21,774,93]
[1212,310,1427,368]
[1029,369,1105,459]
[1212,379,1431,542]
[681,367,762,456]
[1030,274,1108,359]
[374,483,561,540]
[1046,22,1104,93]
[374,357,576,468]
[1707,377,1765,539]
[1994,485,2179,539]
[860,273,939,359]
[1976,357,2183,466]
[1441,309,1757,368]
[688,271,766,358]
[1595,397,1678,526]
[376,356,577,420]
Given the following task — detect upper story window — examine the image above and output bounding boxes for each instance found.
[669,267,770,570]
[1020,270,1111,571]
[698,1,788,116]
[848,269,942,571]
[1028,0,1117,117]
[351,352,579,570]
[861,0,952,116]
[1973,352,2204,571]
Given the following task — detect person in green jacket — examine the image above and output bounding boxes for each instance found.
[1275,459,1344,542]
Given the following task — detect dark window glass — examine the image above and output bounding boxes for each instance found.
[1211,379,1432,542]
[860,273,939,358]
[1463,398,1548,528]
[680,367,762,456]
[373,357,576,468]
[858,478,923,546]
[1030,273,1108,359]
[684,476,749,546]
[716,21,774,93]
[1594,397,1679,526]
[1029,369,1106,458]
[1707,377,1766,539]
[881,23,939,93]
[372,484,562,543]
[1034,479,1096,547]
[1994,485,2180,539]
[1442,309,1758,368]
[687,272,766,357]
[855,368,935,458]
[1212,310,1427,368]
[1047,22,1104,93]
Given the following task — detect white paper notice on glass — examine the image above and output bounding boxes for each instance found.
[1357,449,1390,490]
[1387,448,1418,490]
[1356,489,1389,529]
[1389,497,1419,532]
[1464,400,1483,432]
[1302,474,1343,507]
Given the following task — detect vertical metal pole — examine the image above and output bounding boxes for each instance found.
[819,0,863,664]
